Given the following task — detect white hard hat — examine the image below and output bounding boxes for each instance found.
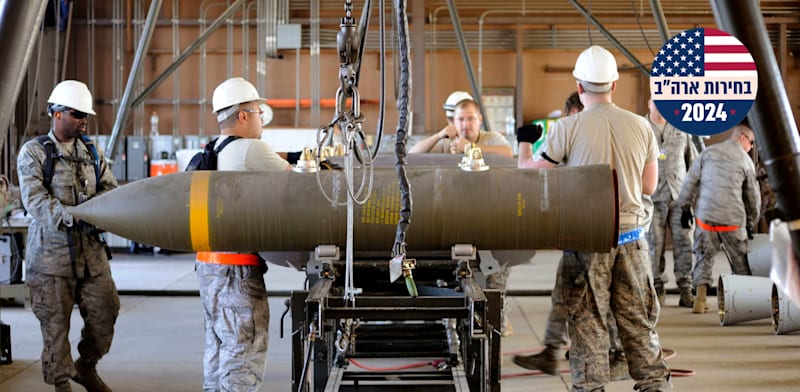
[572,46,619,90]
[212,77,266,114]
[47,80,96,115]
[443,91,474,117]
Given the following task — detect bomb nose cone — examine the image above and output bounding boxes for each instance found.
[69,172,195,251]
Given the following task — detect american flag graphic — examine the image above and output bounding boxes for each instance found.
[649,27,758,136]
[650,28,757,78]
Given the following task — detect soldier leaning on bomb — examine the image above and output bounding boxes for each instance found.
[17,80,119,392]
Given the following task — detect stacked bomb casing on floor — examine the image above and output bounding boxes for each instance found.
[717,225,800,334]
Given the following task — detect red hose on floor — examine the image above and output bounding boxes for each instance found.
[347,358,448,372]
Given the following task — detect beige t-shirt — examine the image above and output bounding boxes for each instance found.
[216,135,289,171]
[542,102,658,223]
[429,130,510,153]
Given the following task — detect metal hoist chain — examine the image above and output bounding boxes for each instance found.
[313,0,376,306]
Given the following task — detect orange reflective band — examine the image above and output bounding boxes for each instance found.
[696,218,739,232]
[197,252,260,266]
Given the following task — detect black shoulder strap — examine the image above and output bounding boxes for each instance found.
[79,135,101,184]
[36,135,58,189]
[36,135,101,189]
[214,135,241,154]
[204,137,219,153]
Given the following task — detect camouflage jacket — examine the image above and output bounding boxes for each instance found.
[678,138,760,228]
[647,116,701,203]
[17,131,118,278]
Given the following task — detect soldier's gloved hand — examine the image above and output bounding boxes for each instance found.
[746,225,754,240]
[516,123,543,144]
[680,208,694,229]
[78,221,106,236]
[285,151,302,165]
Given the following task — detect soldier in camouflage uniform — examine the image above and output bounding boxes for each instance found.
[678,123,760,314]
[17,80,119,392]
[517,46,671,391]
[514,92,630,380]
[645,98,701,307]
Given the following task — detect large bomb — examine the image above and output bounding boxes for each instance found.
[69,163,619,253]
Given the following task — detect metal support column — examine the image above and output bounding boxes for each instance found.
[106,0,163,160]
[131,0,246,109]
[649,0,671,43]
[778,23,787,77]
[515,25,524,130]
[710,0,800,267]
[568,0,649,78]
[444,0,490,131]
[310,0,321,126]
[649,0,705,153]
[108,0,246,159]
[411,0,426,136]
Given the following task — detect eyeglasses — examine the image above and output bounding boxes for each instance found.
[454,116,479,123]
[65,110,89,120]
[744,135,755,146]
[240,108,263,116]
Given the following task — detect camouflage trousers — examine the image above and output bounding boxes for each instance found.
[647,199,694,289]
[692,225,751,288]
[563,231,671,392]
[483,250,536,290]
[545,255,622,352]
[27,269,120,385]
[486,262,511,335]
[483,250,536,333]
[485,262,510,291]
[544,255,571,348]
[197,262,270,392]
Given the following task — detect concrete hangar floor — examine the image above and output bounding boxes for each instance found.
[1,249,799,391]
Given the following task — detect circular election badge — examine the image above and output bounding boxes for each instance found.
[650,28,757,136]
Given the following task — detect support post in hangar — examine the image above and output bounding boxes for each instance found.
[711,0,800,271]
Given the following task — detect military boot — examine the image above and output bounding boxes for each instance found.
[693,284,709,314]
[55,381,72,392]
[512,345,559,375]
[73,358,112,392]
[609,350,630,381]
[678,286,695,308]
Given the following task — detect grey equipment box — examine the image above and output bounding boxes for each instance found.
[149,135,183,160]
[126,136,148,181]
[0,234,21,285]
